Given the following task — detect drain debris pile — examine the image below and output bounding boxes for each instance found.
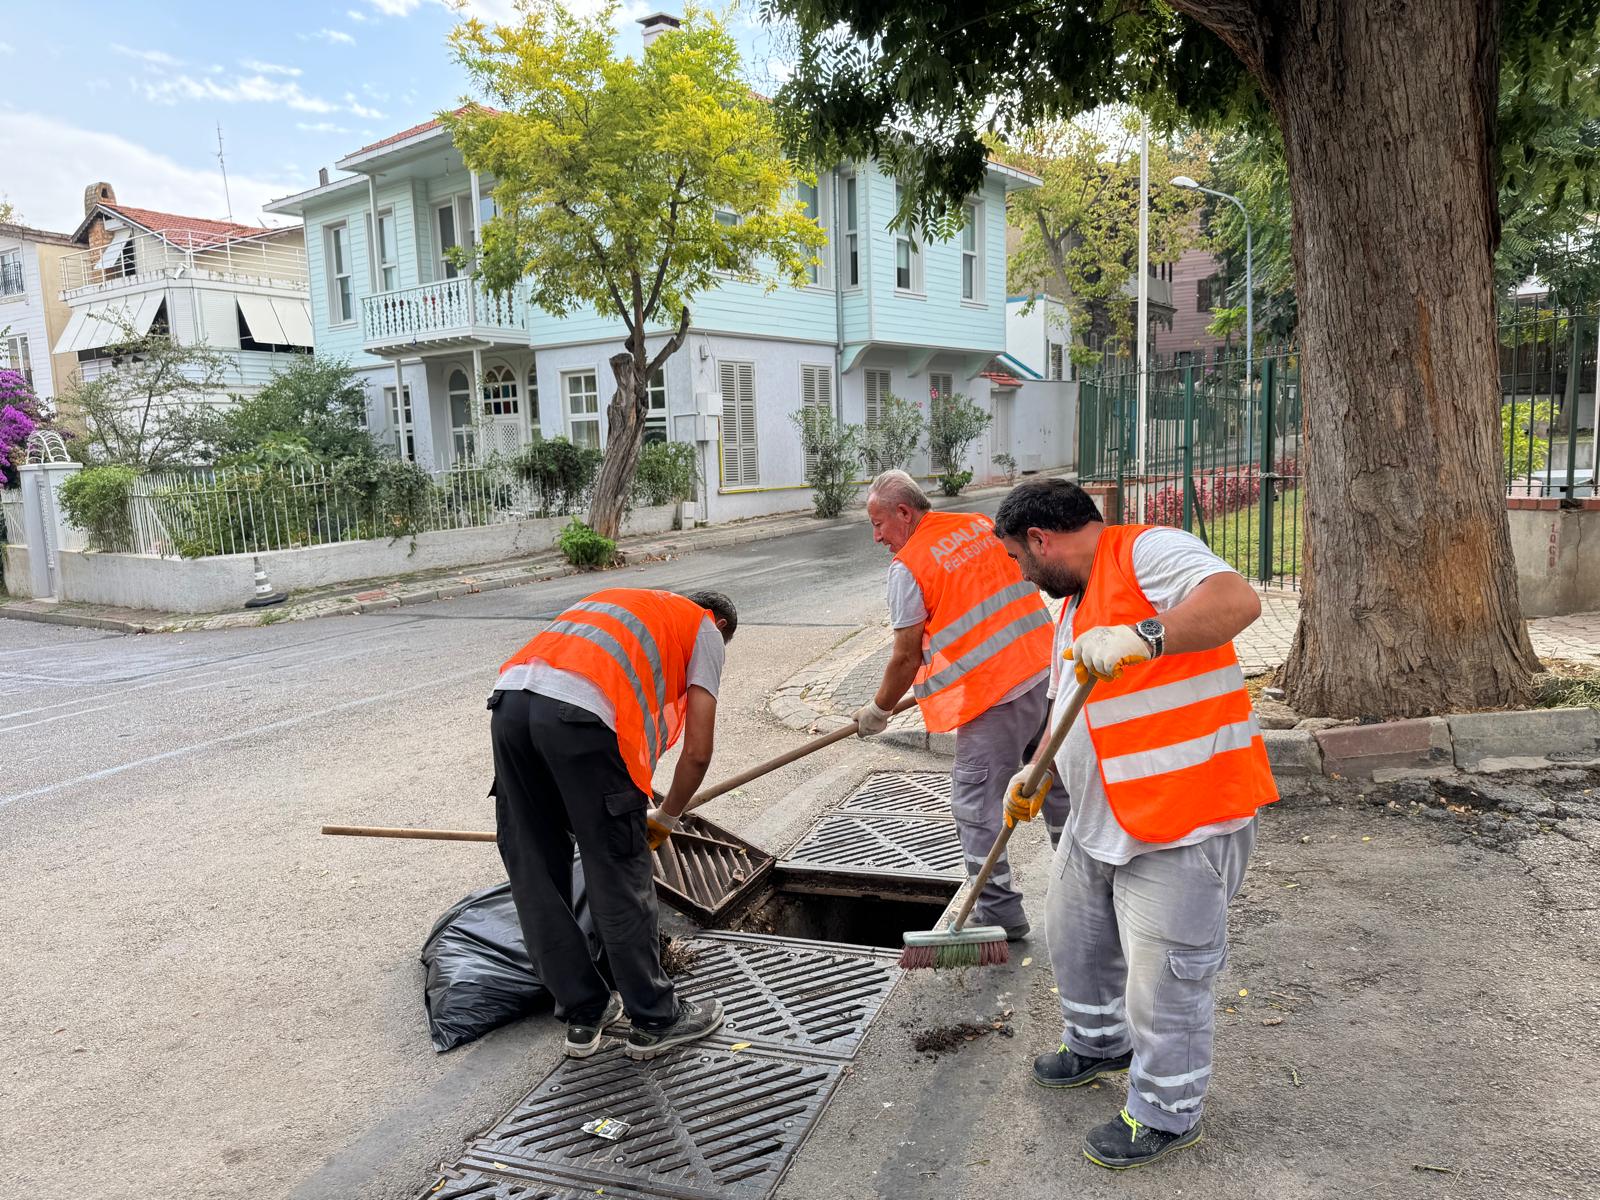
[911,1011,1016,1056]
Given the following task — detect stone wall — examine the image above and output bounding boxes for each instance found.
[1506,500,1600,618]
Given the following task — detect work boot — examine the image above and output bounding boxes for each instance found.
[564,992,623,1059]
[624,997,725,1061]
[1032,1044,1133,1088]
[1082,1109,1202,1169]
[1003,921,1031,942]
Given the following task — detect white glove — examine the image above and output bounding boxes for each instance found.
[854,700,892,737]
[645,806,680,851]
[1067,624,1152,683]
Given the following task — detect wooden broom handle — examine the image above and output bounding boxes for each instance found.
[948,676,1096,934]
[321,695,920,842]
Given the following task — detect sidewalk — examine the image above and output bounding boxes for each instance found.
[769,593,1600,752]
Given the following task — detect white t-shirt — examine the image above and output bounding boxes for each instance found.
[496,615,725,731]
[1047,527,1254,865]
[887,560,1045,711]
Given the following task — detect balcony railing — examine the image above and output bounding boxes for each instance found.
[361,277,529,348]
[59,231,307,298]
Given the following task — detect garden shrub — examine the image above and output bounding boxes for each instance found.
[558,518,616,567]
[928,392,990,495]
[632,441,699,507]
[58,465,139,551]
[792,407,865,518]
[511,438,603,517]
[866,393,925,471]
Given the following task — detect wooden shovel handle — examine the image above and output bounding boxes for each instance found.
[320,824,496,842]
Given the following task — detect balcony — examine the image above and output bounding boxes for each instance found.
[60,231,307,300]
[360,277,530,354]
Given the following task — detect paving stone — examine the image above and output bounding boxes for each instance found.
[1254,698,1301,730]
[1449,707,1600,771]
[1263,729,1323,777]
[1314,718,1452,779]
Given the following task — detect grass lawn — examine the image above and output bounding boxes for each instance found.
[1188,484,1304,585]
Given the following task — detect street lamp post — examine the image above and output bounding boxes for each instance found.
[1171,176,1253,380]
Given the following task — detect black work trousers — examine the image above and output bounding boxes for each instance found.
[489,689,677,1028]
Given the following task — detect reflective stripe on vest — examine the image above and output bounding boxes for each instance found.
[894,511,1053,732]
[1073,524,1277,843]
[568,599,669,759]
[542,616,663,768]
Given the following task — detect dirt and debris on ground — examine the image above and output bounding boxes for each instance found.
[657,933,703,976]
[910,1011,1015,1057]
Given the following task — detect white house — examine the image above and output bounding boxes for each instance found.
[0,219,76,399]
[52,183,313,401]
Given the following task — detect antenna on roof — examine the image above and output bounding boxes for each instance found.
[216,124,234,221]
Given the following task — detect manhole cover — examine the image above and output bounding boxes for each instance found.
[668,932,899,1062]
[454,1044,842,1200]
[654,815,774,924]
[426,1169,605,1199]
[779,813,966,884]
[836,770,953,817]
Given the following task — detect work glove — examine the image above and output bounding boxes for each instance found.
[853,700,892,737]
[645,806,680,852]
[1066,624,1151,685]
[1004,766,1052,829]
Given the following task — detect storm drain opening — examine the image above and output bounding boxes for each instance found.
[720,873,956,951]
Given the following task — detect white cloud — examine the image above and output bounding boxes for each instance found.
[347,8,368,19]
[367,0,424,14]
[297,121,355,134]
[240,58,302,77]
[0,42,15,55]
[300,27,357,45]
[137,72,342,114]
[344,94,385,119]
[112,44,183,67]
[0,111,302,231]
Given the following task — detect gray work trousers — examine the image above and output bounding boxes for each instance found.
[1046,819,1256,1133]
[951,679,1071,928]
[489,689,678,1028]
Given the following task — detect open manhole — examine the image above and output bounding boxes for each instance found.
[449,1043,842,1200]
[836,770,954,817]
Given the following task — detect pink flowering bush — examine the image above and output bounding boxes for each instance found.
[0,370,51,488]
[1141,457,1301,527]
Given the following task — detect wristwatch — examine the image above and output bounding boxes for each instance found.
[1134,618,1166,659]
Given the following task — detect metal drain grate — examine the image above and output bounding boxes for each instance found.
[426,1169,609,1199]
[668,932,899,1062]
[653,815,774,924]
[455,1044,842,1200]
[836,770,953,817]
[778,813,966,884]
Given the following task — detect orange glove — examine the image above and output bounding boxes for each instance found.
[646,807,679,852]
[1004,766,1051,828]
[1066,625,1151,685]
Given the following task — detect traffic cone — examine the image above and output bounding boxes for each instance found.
[244,556,288,609]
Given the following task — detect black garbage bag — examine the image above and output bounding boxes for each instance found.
[420,853,598,1052]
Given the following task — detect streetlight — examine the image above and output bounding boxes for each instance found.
[1172,176,1253,384]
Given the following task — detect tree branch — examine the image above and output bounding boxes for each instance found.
[1164,0,1270,80]
[647,305,693,375]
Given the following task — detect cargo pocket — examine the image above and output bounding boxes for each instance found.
[949,762,990,824]
[1154,944,1228,1033]
[604,789,648,858]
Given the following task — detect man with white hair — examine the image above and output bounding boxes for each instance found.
[854,469,1067,938]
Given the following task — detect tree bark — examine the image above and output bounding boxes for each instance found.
[1198,0,1538,716]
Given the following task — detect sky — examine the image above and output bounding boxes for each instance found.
[0,0,789,234]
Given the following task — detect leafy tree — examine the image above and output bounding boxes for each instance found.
[865,392,924,472]
[61,317,227,469]
[200,357,374,465]
[444,2,826,540]
[1006,113,1209,366]
[927,392,991,496]
[0,197,17,225]
[766,0,1600,717]
[792,406,864,517]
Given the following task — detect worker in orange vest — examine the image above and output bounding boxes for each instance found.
[489,587,737,1061]
[854,469,1067,939]
[993,478,1278,1170]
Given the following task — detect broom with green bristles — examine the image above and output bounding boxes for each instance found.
[900,675,1097,970]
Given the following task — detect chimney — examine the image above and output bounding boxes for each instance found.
[84,181,116,217]
[638,11,681,50]
[318,167,330,187]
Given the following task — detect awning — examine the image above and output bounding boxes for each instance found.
[95,230,130,270]
[238,294,313,347]
[53,291,165,355]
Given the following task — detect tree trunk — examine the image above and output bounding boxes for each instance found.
[1238,0,1537,716]
[587,345,648,541]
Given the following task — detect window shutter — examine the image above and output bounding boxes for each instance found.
[719,362,758,487]
[738,364,758,485]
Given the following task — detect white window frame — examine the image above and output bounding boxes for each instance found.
[384,383,415,461]
[527,361,541,433]
[718,359,758,488]
[563,369,602,449]
[324,222,354,326]
[1047,341,1065,382]
[447,368,476,463]
[645,366,669,444]
[482,363,521,418]
[3,334,32,387]
[843,174,860,290]
[435,194,476,280]
[799,362,833,474]
[798,178,830,288]
[375,208,398,292]
[960,200,984,304]
[893,182,923,296]
[0,248,23,298]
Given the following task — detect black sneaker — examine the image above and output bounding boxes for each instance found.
[1003,921,1032,942]
[565,993,623,1059]
[624,997,725,1061]
[1032,1043,1133,1088]
[1083,1109,1202,1169]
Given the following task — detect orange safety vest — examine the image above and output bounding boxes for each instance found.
[499,588,710,796]
[1073,524,1278,842]
[896,510,1053,732]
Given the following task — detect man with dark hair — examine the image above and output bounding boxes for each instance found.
[993,477,1278,1170]
[489,587,736,1061]
[853,469,1067,940]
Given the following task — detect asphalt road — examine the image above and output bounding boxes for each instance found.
[0,504,975,1199]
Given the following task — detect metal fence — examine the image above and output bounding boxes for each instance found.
[1499,299,1598,499]
[1080,345,1304,589]
[108,460,576,559]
